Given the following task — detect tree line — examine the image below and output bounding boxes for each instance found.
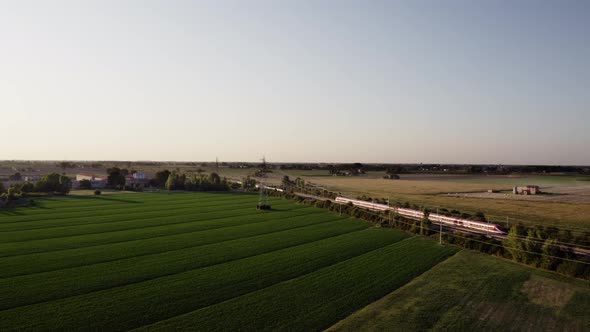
[0,173,71,208]
[270,184,590,280]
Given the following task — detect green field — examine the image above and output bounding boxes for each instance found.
[328,250,590,331]
[0,192,456,331]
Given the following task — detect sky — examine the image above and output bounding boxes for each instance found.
[1,0,589,164]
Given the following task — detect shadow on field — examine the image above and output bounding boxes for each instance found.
[63,195,142,204]
[0,209,24,216]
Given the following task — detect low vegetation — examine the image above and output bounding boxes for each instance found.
[0,192,452,331]
[328,250,590,331]
[1,185,588,331]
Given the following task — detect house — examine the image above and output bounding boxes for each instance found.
[23,175,40,182]
[132,172,146,180]
[513,185,540,195]
[126,172,148,189]
[74,174,107,189]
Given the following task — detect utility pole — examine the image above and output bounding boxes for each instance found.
[438,207,442,245]
[388,196,391,225]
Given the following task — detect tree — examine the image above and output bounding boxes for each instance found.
[79,179,92,190]
[209,172,221,184]
[242,176,257,190]
[107,168,126,189]
[153,170,171,187]
[165,172,185,190]
[540,238,562,270]
[20,182,34,193]
[0,182,5,194]
[165,173,178,190]
[57,161,75,173]
[34,173,72,194]
[421,209,432,235]
[503,226,528,263]
[9,172,22,181]
[294,177,305,188]
[281,175,294,189]
[474,211,486,222]
[181,173,229,192]
[523,228,544,266]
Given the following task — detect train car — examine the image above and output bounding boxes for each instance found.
[334,196,505,236]
[429,213,505,234]
[395,208,424,219]
[334,197,390,211]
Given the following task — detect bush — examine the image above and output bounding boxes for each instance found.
[94,190,101,195]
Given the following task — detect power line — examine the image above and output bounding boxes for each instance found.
[331,194,590,250]
[487,214,590,233]
[330,201,590,266]
[291,185,590,253]
[312,187,590,236]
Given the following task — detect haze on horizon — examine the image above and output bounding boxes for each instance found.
[1,1,589,165]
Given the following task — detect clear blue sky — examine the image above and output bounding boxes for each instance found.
[1,0,588,164]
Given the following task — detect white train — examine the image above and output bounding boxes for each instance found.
[335,197,390,211]
[258,185,284,192]
[334,197,505,235]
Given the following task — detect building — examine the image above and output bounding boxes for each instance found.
[74,174,107,189]
[126,172,148,189]
[132,172,146,180]
[513,185,540,195]
[23,175,40,182]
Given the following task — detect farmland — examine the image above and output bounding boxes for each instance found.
[172,166,590,230]
[328,250,590,331]
[0,192,455,331]
[294,173,590,230]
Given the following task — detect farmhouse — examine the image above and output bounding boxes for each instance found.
[74,174,107,189]
[513,185,540,195]
[132,171,146,180]
[23,175,40,182]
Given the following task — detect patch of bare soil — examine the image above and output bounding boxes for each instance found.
[442,185,590,203]
[521,275,576,310]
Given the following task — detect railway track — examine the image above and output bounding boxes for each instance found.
[289,191,590,258]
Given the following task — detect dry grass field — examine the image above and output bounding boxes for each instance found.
[297,174,590,231]
[3,161,588,230]
[192,168,590,230]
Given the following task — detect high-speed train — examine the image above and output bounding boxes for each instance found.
[334,197,505,235]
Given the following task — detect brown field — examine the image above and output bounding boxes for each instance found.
[201,168,590,230]
[3,161,589,230]
[297,175,590,230]
[445,187,590,204]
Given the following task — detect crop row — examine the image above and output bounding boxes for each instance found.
[0,199,293,235]
[0,193,252,221]
[0,200,301,242]
[0,229,408,331]
[0,219,369,310]
[7,192,246,212]
[0,194,267,228]
[31,192,241,210]
[0,208,326,277]
[138,237,457,332]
